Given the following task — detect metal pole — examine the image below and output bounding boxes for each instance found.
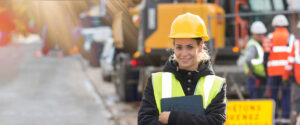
[99,0,106,17]
[210,10,300,19]
[207,15,214,57]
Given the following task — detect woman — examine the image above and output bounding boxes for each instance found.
[138,13,227,125]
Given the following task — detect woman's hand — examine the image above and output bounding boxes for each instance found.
[159,111,170,124]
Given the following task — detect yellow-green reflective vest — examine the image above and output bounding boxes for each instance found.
[152,72,225,114]
[244,38,266,77]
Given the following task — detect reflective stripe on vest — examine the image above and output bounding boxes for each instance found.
[273,46,290,52]
[272,34,295,53]
[162,72,172,98]
[267,60,288,67]
[244,38,266,77]
[289,35,295,52]
[152,72,225,114]
[285,65,293,70]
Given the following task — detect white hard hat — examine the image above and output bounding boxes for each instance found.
[272,14,289,27]
[297,21,300,28]
[251,21,267,34]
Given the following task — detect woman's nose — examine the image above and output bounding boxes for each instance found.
[180,48,189,56]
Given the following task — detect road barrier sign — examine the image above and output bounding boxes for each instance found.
[225,100,275,125]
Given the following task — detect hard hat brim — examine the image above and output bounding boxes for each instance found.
[168,33,210,41]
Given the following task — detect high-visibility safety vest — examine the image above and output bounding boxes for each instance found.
[283,39,300,84]
[267,27,295,76]
[244,38,266,77]
[152,72,225,114]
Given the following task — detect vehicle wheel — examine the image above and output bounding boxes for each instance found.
[114,53,129,101]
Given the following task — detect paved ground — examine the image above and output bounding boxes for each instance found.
[0,39,138,125]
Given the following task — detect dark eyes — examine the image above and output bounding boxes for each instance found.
[187,45,193,49]
[175,45,193,50]
[176,46,182,50]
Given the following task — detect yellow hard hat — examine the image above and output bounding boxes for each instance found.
[169,12,210,41]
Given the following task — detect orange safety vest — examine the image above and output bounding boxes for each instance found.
[283,39,300,84]
[267,27,295,76]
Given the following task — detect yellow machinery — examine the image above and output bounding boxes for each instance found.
[144,3,225,52]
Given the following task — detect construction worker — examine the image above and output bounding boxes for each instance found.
[138,13,226,125]
[244,21,267,99]
[267,14,295,125]
[283,21,300,125]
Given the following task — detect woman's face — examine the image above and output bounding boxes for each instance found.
[173,38,203,71]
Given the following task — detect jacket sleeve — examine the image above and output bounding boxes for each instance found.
[138,76,164,125]
[168,82,227,125]
[246,46,257,74]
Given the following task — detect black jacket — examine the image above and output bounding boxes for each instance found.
[138,59,227,125]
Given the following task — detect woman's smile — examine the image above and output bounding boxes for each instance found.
[174,38,202,71]
[179,57,191,63]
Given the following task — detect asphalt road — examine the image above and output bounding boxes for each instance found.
[0,41,138,125]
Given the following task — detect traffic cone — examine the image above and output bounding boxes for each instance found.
[69,45,79,55]
[34,48,41,58]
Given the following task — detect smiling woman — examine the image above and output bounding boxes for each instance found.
[173,38,210,71]
[138,13,227,125]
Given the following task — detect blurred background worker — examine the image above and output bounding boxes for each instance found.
[283,21,300,125]
[267,14,295,125]
[244,21,267,99]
